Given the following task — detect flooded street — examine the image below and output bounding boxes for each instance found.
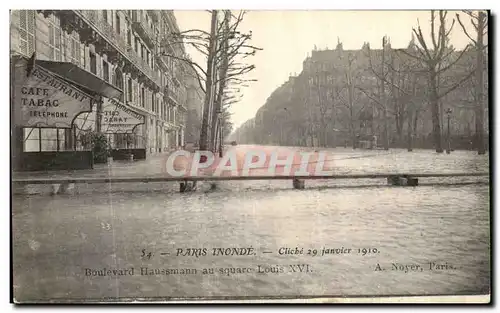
[12,147,490,301]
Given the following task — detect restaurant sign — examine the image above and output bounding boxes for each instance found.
[101,98,145,133]
[14,63,94,128]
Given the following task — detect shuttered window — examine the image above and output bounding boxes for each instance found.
[70,33,81,66]
[19,10,35,56]
[127,77,133,102]
[102,60,109,82]
[115,13,121,34]
[133,80,138,104]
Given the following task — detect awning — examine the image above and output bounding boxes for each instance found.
[13,56,97,128]
[35,59,123,99]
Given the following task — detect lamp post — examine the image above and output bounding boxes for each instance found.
[445,108,452,154]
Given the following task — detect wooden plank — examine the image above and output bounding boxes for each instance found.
[11,172,489,185]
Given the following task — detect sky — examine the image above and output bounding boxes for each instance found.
[174,10,478,130]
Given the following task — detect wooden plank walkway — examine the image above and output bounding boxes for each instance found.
[12,172,489,185]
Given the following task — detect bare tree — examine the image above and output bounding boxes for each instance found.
[457,10,488,154]
[309,69,337,147]
[161,10,261,151]
[365,35,428,151]
[365,36,391,149]
[334,52,362,149]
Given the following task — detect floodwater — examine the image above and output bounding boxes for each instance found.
[12,147,490,302]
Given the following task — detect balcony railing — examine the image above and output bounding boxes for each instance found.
[77,10,161,88]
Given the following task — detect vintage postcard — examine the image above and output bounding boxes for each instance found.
[10,9,490,303]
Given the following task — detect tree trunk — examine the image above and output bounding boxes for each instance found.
[350,124,356,149]
[95,98,103,133]
[323,123,328,147]
[413,109,419,144]
[429,70,443,153]
[380,37,389,150]
[476,11,486,154]
[407,108,413,151]
[199,10,219,151]
[211,11,231,152]
[349,108,356,149]
[391,52,404,146]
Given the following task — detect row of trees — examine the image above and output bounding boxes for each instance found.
[162,10,260,153]
[233,10,488,154]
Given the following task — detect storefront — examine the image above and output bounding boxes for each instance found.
[11,54,122,171]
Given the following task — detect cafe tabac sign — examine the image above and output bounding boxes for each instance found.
[14,60,94,128]
[101,98,145,133]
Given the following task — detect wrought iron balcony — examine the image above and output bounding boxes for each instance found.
[76,10,161,88]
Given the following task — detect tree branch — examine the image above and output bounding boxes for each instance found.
[161,53,207,94]
[413,25,432,60]
[437,45,471,74]
[162,53,208,78]
[396,48,426,63]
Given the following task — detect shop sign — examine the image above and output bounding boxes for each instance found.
[14,64,94,128]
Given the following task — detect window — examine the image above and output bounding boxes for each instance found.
[48,15,62,61]
[168,57,174,71]
[135,37,139,53]
[114,133,134,149]
[152,93,155,112]
[141,87,145,107]
[18,10,35,56]
[127,78,133,102]
[127,28,132,46]
[103,10,108,23]
[80,44,86,69]
[113,68,124,88]
[23,127,39,152]
[102,60,109,82]
[90,52,97,74]
[113,68,124,102]
[38,128,66,152]
[115,13,121,34]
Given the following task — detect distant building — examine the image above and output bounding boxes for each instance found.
[184,64,205,145]
[234,39,487,150]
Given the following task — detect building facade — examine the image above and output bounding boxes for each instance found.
[10,10,199,166]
